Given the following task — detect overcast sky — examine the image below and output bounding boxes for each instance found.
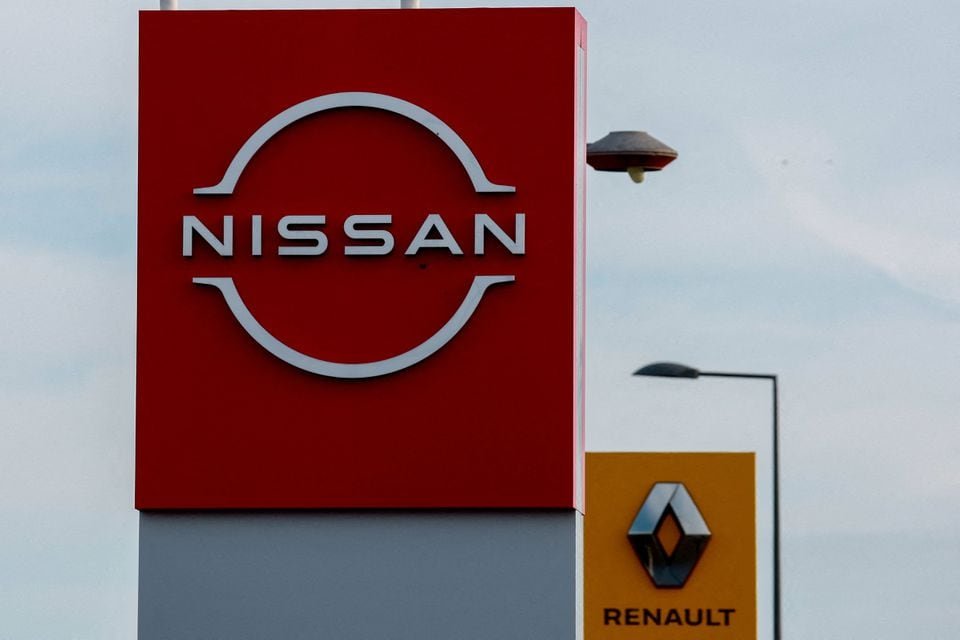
[2,1,959,638]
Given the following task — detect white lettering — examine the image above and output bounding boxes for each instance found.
[252,214,262,257]
[405,214,463,255]
[182,212,526,257]
[183,215,233,257]
[344,215,394,256]
[278,215,328,256]
[474,213,525,255]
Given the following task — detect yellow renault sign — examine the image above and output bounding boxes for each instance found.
[585,453,756,639]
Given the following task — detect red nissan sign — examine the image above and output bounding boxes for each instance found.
[137,8,586,509]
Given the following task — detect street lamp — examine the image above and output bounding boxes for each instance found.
[633,361,781,640]
[587,131,678,183]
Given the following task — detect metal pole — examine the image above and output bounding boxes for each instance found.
[401,0,420,7]
[701,371,781,640]
[771,376,781,640]
[160,0,178,9]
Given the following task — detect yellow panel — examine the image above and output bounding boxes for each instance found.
[585,452,756,639]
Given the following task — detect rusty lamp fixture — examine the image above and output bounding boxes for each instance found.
[587,131,678,183]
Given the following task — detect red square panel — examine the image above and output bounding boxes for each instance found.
[137,8,586,509]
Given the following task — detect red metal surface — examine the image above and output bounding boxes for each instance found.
[137,8,586,509]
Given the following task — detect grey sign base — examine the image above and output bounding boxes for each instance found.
[139,510,582,640]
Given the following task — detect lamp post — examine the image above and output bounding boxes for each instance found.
[633,361,781,640]
[587,131,678,183]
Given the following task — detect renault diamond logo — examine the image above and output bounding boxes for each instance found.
[627,482,711,588]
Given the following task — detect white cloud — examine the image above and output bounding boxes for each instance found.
[0,243,134,510]
[0,244,136,638]
[746,125,960,306]
[0,244,134,380]
[0,2,137,138]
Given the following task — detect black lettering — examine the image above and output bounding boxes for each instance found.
[684,608,703,626]
[707,609,720,626]
[664,609,682,625]
[613,605,735,628]
[719,608,736,626]
[603,609,621,625]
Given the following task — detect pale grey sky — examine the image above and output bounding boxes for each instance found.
[2,1,959,638]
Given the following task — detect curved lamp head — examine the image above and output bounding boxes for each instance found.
[587,131,678,183]
[633,361,701,379]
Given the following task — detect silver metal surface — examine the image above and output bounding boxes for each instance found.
[627,482,711,588]
[193,274,514,379]
[251,215,262,257]
[139,511,580,640]
[182,215,232,257]
[344,215,394,255]
[473,213,525,255]
[194,92,515,195]
[404,214,464,255]
[277,215,328,256]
